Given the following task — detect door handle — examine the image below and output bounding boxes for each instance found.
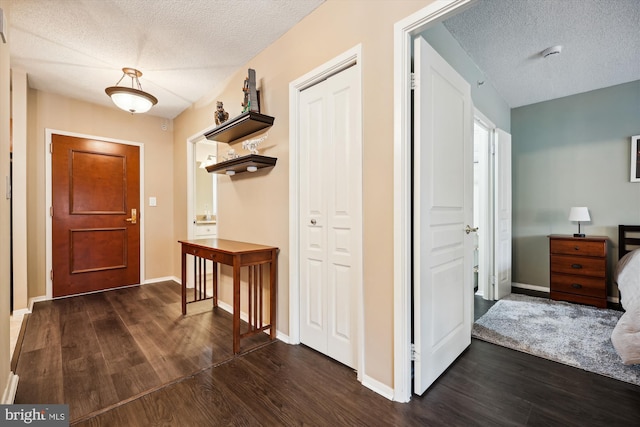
[465,225,478,234]
[125,208,137,224]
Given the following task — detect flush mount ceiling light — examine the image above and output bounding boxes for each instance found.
[105,67,158,114]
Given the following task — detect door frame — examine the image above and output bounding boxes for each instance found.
[474,108,496,301]
[289,44,364,379]
[45,129,145,299]
[392,0,476,402]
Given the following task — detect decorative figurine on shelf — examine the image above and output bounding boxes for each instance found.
[241,68,260,113]
[214,101,229,126]
[225,148,240,161]
[242,133,268,155]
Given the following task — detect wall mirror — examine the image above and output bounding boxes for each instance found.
[193,137,217,238]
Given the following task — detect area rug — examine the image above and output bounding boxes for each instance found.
[472,293,640,386]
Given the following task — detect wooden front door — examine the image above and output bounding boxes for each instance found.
[52,134,140,297]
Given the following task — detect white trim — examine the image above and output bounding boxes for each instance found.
[1,372,19,404]
[511,282,548,293]
[144,276,178,284]
[215,299,285,342]
[289,45,364,379]
[45,129,145,299]
[28,296,46,312]
[361,374,395,401]
[10,308,30,317]
[393,0,476,403]
[473,108,496,300]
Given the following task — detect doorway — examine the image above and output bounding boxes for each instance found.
[289,45,363,375]
[393,0,480,403]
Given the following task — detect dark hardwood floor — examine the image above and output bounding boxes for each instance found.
[14,282,640,426]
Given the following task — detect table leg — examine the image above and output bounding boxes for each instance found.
[270,249,277,340]
[212,261,218,308]
[233,256,241,354]
[181,247,187,315]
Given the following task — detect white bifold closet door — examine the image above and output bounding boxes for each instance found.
[299,65,361,368]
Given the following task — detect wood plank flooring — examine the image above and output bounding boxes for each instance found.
[14,281,270,422]
[14,282,640,426]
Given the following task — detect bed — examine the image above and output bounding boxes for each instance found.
[611,225,640,365]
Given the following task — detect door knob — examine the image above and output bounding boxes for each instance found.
[310,219,317,225]
[125,208,137,224]
[465,225,478,234]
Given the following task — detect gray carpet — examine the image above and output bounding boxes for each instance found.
[472,293,640,386]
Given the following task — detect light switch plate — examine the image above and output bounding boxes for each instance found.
[149,196,157,207]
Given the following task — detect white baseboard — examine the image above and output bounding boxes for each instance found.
[28,296,47,311]
[362,374,394,401]
[144,276,180,285]
[512,282,549,293]
[11,308,30,317]
[215,300,283,341]
[1,372,19,404]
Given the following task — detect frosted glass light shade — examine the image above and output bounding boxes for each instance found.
[569,207,590,222]
[105,67,158,114]
[106,87,157,114]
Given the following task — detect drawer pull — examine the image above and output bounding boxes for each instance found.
[571,283,583,289]
[574,246,580,250]
[571,264,583,269]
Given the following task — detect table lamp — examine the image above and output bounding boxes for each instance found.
[569,207,590,237]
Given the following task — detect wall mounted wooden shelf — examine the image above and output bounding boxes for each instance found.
[206,154,277,175]
[204,111,275,143]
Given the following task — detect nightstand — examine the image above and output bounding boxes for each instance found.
[548,235,608,308]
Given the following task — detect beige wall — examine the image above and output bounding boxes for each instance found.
[1,0,12,399]
[173,0,434,389]
[26,91,176,297]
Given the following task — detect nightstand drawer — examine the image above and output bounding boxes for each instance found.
[550,273,606,299]
[550,255,605,277]
[550,239,606,257]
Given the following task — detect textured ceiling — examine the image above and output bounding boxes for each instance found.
[8,0,324,118]
[443,0,640,108]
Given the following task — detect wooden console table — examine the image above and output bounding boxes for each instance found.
[179,238,278,353]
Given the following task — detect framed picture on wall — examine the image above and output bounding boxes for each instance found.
[632,135,640,182]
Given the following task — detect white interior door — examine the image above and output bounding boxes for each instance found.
[299,65,361,368]
[413,36,473,395]
[494,129,512,299]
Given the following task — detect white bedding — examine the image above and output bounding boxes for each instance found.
[611,249,640,364]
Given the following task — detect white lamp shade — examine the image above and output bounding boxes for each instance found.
[108,89,154,114]
[569,207,590,222]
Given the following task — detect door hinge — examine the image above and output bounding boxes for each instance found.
[49,143,53,154]
[410,72,416,90]
[490,139,496,155]
[50,269,53,281]
[491,275,496,286]
[50,206,54,217]
[411,343,418,361]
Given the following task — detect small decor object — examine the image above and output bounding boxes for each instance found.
[214,101,229,126]
[569,206,590,237]
[241,68,259,113]
[242,133,268,155]
[105,67,158,114]
[631,135,640,182]
[225,149,240,161]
